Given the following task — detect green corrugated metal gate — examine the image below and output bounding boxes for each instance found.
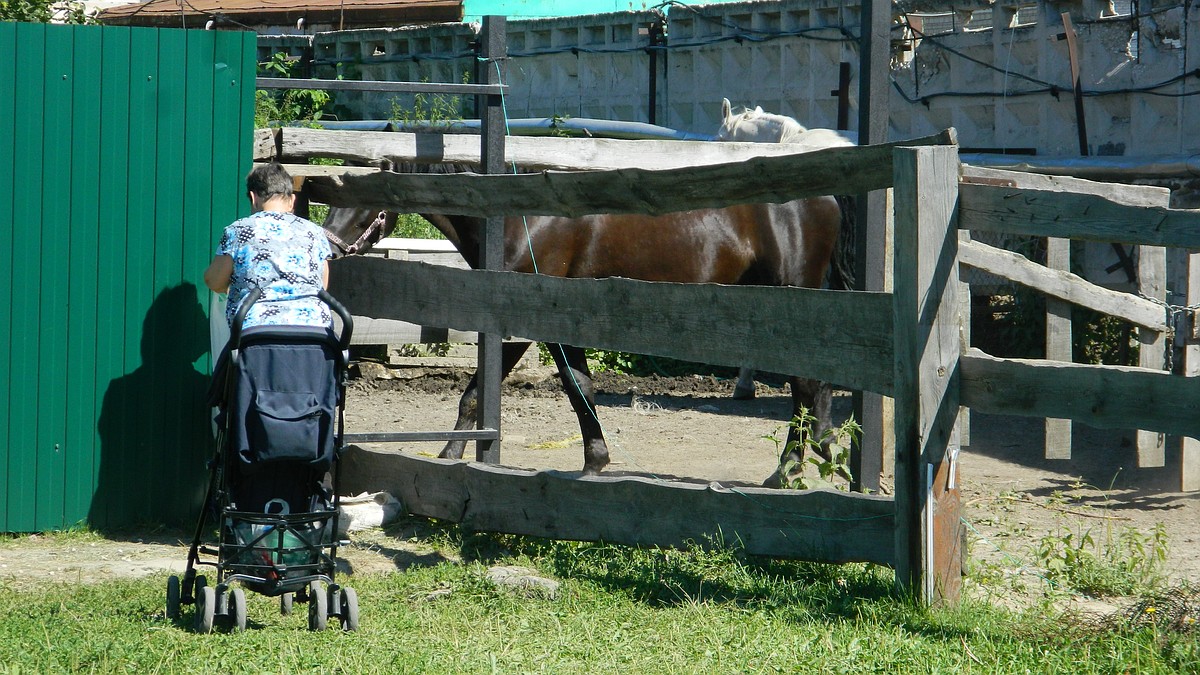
[0,22,256,531]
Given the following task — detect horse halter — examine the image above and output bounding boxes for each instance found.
[324,210,388,257]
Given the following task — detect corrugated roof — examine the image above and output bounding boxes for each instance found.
[98,0,463,28]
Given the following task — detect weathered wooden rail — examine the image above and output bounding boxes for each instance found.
[315,135,966,604]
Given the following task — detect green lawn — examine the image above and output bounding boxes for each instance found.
[0,525,1196,674]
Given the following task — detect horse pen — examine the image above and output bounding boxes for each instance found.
[248,92,1200,609]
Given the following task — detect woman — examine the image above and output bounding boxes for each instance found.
[204,162,332,328]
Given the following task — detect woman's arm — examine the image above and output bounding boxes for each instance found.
[322,260,330,289]
[204,254,233,293]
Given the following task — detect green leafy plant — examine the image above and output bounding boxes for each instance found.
[1036,522,1170,597]
[764,407,861,490]
[388,73,471,129]
[255,52,331,128]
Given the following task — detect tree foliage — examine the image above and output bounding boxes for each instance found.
[0,0,93,24]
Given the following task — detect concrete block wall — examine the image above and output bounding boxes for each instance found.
[269,0,1200,157]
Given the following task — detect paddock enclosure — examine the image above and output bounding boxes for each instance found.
[0,22,257,531]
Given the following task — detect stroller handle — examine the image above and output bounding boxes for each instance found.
[229,287,354,352]
[318,289,355,351]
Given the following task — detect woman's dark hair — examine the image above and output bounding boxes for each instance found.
[245,162,293,198]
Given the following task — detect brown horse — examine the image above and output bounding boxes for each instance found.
[321,110,843,484]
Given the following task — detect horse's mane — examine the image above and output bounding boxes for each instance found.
[728,106,808,143]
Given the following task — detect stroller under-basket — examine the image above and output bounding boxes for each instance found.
[167,288,359,633]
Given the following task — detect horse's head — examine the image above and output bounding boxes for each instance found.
[320,206,396,257]
[715,97,807,143]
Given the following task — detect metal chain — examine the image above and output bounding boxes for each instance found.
[1136,293,1200,373]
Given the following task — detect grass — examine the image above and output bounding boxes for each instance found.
[0,523,1196,673]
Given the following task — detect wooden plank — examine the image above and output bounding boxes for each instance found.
[958,181,1200,249]
[277,163,379,178]
[304,129,959,218]
[349,317,476,346]
[1044,237,1072,460]
[960,165,1171,207]
[276,127,951,173]
[958,239,1166,331]
[339,447,897,565]
[328,257,896,395]
[892,146,963,605]
[1136,246,1167,467]
[252,127,278,161]
[960,349,1200,438]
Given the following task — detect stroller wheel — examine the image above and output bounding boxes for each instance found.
[230,587,247,632]
[195,585,216,634]
[339,586,360,632]
[280,592,293,616]
[308,581,328,631]
[166,575,181,620]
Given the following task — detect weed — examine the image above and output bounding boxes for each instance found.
[1036,522,1170,597]
[763,407,862,490]
[255,52,332,128]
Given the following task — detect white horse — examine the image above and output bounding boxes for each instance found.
[715,98,857,147]
[715,98,856,399]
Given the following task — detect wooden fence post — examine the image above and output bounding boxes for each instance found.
[1137,245,1167,466]
[1180,253,1200,491]
[1045,237,1072,459]
[893,145,963,605]
[851,0,893,494]
[475,15,506,464]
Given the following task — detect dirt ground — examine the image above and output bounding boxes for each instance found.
[2,360,1197,613]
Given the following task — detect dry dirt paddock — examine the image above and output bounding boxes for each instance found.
[338,361,1200,596]
[1,361,1195,613]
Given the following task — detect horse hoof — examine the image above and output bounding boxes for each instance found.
[761,472,784,489]
[732,387,756,401]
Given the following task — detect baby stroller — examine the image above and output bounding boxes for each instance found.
[167,288,359,633]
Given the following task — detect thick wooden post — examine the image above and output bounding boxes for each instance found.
[476,16,506,464]
[851,0,892,494]
[893,145,963,605]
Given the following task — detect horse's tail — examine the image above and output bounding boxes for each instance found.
[826,194,856,291]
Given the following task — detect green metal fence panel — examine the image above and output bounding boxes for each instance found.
[37,24,74,529]
[0,22,256,531]
[9,22,47,532]
[0,23,14,529]
[64,26,102,525]
[92,26,132,530]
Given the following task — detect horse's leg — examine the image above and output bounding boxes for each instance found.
[439,341,532,460]
[764,376,833,487]
[545,343,610,475]
[732,367,756,400]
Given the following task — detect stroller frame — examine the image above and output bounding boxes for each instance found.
[167,288,359,633]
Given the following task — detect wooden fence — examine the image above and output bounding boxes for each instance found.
[251,116,1200,609]
[265,123,1200,493]
[256,124,967,603]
